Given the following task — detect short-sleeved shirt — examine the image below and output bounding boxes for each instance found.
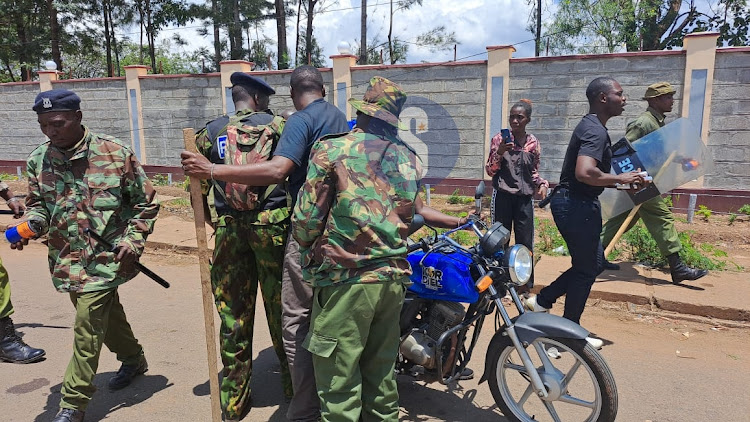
[273,98,349,205]
[558,114,612,199]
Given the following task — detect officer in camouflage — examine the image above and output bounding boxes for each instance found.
[293,77,471,421]
[9,89,159,422]
[1,181,46,364]
[600,82,708,284]
[184,72,292,421]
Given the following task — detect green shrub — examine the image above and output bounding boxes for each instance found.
[151,173,171,186]
[663,195,673,208]
[728,213,737,225]
[696,205,711,222]
[738,204,750,216]
[535,218,568,255]
[614,222,734,271]
[446,188,473,205]
[0,173,18,181]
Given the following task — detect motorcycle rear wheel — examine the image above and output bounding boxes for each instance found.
[488,336,617,422]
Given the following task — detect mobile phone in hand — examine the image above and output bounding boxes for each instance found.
[501,128,512,144]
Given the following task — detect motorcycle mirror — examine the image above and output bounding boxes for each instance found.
[475,181,485,215]
[407,214,425,236]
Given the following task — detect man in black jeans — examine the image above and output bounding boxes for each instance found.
[525,77,646,349]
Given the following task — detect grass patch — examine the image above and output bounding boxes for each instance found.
[0,173,19,181]
[535,217,568,256]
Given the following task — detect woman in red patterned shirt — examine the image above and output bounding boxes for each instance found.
[485,99,549,293]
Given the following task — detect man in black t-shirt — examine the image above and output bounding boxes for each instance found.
[182,66,349,422]
[524,77,646,349]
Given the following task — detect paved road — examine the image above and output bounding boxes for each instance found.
[1,244,748,421]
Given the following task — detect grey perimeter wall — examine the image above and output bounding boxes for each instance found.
[1,50,748,190]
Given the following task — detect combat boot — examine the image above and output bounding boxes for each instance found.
[108,354,148,390]
[0,316,46,363]
[667,253,708,284]
[51,408,85,422]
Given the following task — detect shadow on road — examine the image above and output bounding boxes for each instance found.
[596,263,705,290]
[397,376,508,421]
[192,346,289,421]
[34,372,172,421]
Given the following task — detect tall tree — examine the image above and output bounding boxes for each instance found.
[387,0,421,64]
[275,0,289,69]
[360,0,367,64]
[47,0,62,70]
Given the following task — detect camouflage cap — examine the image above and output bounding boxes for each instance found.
[643,82,676,99]
[349,76,407,130]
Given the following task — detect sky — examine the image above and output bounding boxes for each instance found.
[149,0,542,68]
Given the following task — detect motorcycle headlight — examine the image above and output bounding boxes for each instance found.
[505,244,533,286]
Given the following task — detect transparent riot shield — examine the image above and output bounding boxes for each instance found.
[600,118,713,220]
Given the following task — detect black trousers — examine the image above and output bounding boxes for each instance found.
[537,188,604,324]
[491,190,535,287]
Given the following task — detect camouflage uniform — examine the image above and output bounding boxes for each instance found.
[196,109,292,419]
[292,76,421,422]
[25,127,159,411]
[0,182,13,320]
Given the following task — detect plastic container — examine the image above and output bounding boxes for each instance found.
[5,220,41,243]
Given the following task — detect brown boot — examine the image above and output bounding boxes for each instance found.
[0,316,46,363]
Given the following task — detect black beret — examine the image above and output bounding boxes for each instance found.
[33,89,81,114]
[230,72,275,95]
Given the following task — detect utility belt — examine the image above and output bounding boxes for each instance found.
[538,184,598,208]
[538,184,564,208]
[216,206,290,226]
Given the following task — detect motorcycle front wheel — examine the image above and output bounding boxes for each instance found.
[487,336,618,422]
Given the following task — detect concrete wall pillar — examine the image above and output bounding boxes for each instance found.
[681,32,719,141]
[330,54,357,119]
[124,65,149,163]
[483,45,515,180]
[38,71,58,92]
[219,60,254,115]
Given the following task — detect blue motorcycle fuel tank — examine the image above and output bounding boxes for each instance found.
[407,246,479,303]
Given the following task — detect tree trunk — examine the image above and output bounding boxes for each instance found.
[14,10,31,81]
[360,0,367,64]
[535,0,541,56]
[388,0,394,64]
[108,5,121,76]
[295,0,302,65]
[47,0,62,71]
[275,0,288,69]
[305,0,316,64]
[103,0,113,77]
[229,0,242,59]
[212,0,221,68]
[147,0,156,71]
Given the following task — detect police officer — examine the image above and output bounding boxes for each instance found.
[292,76,471,422]
[183,72,292,421]
[600,82,707,284]
[10,89,159,422]
[524,77,646,349]
[1,181,45,364]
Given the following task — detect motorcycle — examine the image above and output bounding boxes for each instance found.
[399,181,618,422]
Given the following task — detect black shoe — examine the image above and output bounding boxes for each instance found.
[51,408,85,422]
[0,317,46,364]
[667,253,708,284]
[108,356,148,390]
[603,260,620,271]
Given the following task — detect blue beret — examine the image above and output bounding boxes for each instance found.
[33,89,81,114]
[230,72,275,95]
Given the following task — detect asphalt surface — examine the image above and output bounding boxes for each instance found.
[1,243,749,421]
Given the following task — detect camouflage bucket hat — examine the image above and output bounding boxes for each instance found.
[349,76,407,130]
[643,82,676,99]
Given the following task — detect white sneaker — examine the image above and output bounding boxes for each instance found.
[586,336,604,349]
[523,295,550,313]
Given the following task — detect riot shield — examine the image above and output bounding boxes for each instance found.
[600,118,713,220]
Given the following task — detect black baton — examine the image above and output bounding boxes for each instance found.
[538,185,562,209]
[84,228,170,288]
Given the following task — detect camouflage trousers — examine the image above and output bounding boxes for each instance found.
[211,212,292,419]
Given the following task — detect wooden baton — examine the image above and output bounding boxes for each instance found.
[182,128,222,422]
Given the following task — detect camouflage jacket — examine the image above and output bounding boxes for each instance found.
[25,127,159,293]
[292,128,423,287]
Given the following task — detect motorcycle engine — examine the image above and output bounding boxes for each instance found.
[400,301,466,369]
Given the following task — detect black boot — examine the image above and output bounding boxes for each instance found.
[0,316,46,363]
[667,253,708,284]
[51,408,85,422]
[108,355,148,390]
